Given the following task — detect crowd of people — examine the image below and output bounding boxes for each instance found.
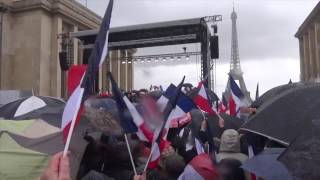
[38,83,280,180]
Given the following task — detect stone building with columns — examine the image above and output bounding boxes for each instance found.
[296,1,320,82]
[106,49,135,92]
[69,29,135,93]
[0,0,102,98]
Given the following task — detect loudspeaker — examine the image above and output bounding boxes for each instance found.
[210,36,219,59]
[212,25,218,34]
[59,52,69,71]
[83,49,92,64]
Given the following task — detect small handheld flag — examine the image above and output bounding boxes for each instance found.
[228,75,248,117]
[145,76,186,170]
[62,0,114,156]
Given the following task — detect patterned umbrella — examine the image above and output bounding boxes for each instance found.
[0,96,65,127]
[0,118,88,179]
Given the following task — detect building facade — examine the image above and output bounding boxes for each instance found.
[105,49,135,92]
[296,2,320,82]
[0,0,101,98]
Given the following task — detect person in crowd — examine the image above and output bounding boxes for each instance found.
[144,145,186,180]
[170,109,207,164]
[217,129,252,180]
[78,133,142,180]
[216,129,248,163]
[218,158,246,180]
[41,152,71,180]
[178,153,220,180]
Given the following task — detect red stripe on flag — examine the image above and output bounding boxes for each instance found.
[218,101,227,113]
[189,153,219,180]
[229,95,236,116]
[67,65,87,96]
[148,139,171,169]
[148,157,160,169]
[251,173,257,180]
[139,122,154,143]
[170,113,191,128]
[194,95,216,115]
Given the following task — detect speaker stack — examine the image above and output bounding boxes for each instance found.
[210,35,219,59]
[59,51,70,71]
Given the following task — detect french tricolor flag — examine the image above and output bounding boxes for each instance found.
[157,84,197,128]
[178,153,219,180]
[61,0,114,142]
[193,82,216,115]
[229,75,248,117]
[148,78,188,169]
[108,72,153,142]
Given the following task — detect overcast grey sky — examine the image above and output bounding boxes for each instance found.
[78,0,318,97]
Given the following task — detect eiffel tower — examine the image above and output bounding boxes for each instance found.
[223,6,251,103]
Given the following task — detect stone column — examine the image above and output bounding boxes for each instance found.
[299,38,305,81]
[102,54,111,92]
[111,50,120,88]
[303,34,310,81]
[1,12,12,89]
[127,49,136,90]
[315,22,320,80]
[50,16,63,97]
[39,11,53,96]
[73,25,78,65]
[308,28,316,80]
[120,50,127,91]
[98,52,110,93]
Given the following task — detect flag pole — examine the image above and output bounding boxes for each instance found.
[63,88,84,156]
[143,144,155,172]
[197,107,210,155]
[124,133,137,175]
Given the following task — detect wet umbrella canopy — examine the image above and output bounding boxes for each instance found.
[278,119,320,180]
[241,148,292,180]
[241,83,320,145]
[251,82,307,109]
[0,96,65,127]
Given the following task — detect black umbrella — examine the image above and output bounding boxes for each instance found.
[251,82,307,109]
[241,83,320,146]
[278,119,320,180]
[241,148,292,180]
[0,96,65,127]
[207,113,244,138]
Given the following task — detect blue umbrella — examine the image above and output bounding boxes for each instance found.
[241,148,292,180]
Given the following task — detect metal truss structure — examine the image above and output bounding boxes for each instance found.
[70,15,222,90]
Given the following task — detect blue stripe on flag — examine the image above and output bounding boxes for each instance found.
[230,75,244,99]
[108,72,138,133]
[164,84,196,113]
[81,0,113,95]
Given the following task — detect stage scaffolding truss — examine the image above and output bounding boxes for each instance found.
[69,15,222,90]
